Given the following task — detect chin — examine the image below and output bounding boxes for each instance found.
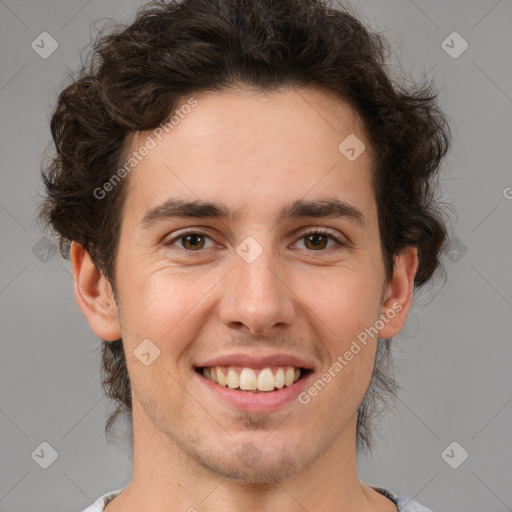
[196,442,315,485]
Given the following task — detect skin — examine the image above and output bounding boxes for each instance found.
[71,86,418,512]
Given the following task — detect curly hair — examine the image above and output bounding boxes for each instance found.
[38,0,451,454]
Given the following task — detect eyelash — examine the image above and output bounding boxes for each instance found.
[166,228,346,253]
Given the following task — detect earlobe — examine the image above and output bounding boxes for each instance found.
[378,246,419,339]
[70,241,122,341]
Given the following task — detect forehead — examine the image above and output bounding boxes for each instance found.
[121,86,376,226]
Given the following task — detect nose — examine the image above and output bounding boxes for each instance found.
[218,244,297,336]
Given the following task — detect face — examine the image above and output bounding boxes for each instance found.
[79,86,414,484]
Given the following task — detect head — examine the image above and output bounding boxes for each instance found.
[39,0,450,469]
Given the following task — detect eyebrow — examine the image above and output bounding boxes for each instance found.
[140,197,366,229]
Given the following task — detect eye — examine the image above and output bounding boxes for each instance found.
[293,228,345,251]
[166,230,215,251]
[165,228,346,253]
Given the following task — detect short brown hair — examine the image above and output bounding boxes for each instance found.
[38,0,451,453]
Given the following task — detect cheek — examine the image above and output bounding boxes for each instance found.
[295,268,382,392]
[116,267,234,379]
[118,274,201,410]
[116,269,199,352]
[298,339,377,433]
[295,266,383,336]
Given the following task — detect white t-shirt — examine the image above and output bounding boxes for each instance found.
[80,485,433,511]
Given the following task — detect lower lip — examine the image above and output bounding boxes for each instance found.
[196,370,313,412]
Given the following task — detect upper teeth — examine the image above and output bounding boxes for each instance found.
[202,366,301,392]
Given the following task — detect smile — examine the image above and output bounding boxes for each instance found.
[197,365,310,393]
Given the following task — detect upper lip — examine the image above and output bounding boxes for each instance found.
[196,353,315,370]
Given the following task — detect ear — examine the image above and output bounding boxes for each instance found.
[378,246,419,339]
[70,241,122,341]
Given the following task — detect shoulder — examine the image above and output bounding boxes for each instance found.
[78,488,124,512]
[370,485,434,512]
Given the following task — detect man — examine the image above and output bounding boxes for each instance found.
[39,0,450,510]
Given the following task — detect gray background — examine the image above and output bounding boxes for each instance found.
[1,1,511,511]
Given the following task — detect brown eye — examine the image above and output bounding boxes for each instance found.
[304,233,329,250]
[295,229,345,251]
[180,233,206,250]
[167,231,215,251]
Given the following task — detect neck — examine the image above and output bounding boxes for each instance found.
[105,404,396,512]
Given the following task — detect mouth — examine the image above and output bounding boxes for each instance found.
[194,365,313,393]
